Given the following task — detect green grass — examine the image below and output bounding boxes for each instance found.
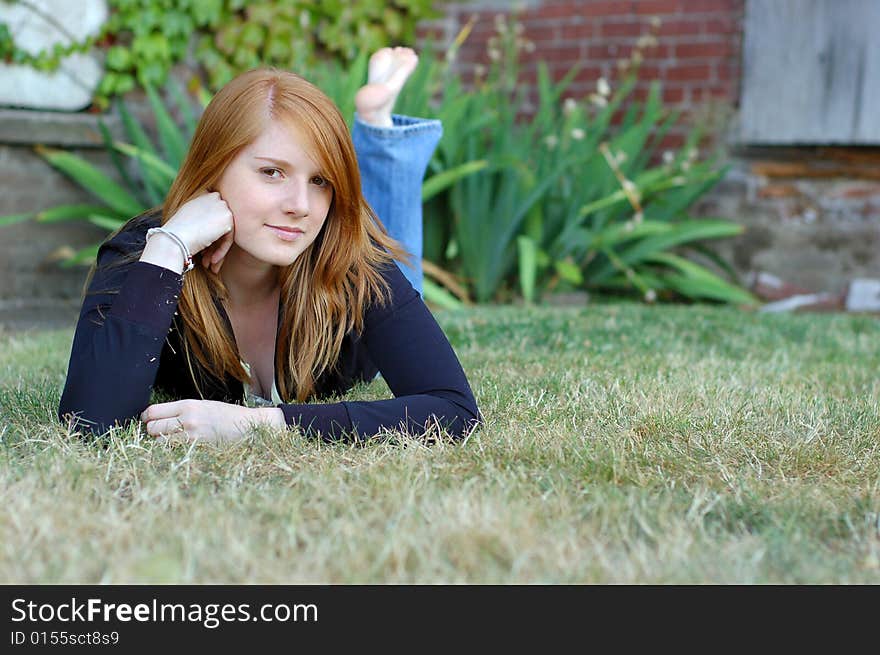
[1,303,879,583]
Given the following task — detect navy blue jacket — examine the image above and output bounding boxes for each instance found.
[58,213,481,441]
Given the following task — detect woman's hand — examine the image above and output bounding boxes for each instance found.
[140,192,235,274]
[164,192,236,274]
[141,399,286,443]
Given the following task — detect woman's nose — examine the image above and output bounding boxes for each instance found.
[281,179,310,217]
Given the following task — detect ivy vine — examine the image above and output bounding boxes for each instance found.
[1,0,450,108]
[0,0,95,72]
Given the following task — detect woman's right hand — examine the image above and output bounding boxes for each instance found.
[141,192,235,274]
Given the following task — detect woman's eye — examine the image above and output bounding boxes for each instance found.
[311,176,329,188]
[261,168,283,179]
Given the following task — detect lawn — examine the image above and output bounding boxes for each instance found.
[1,302,878,583]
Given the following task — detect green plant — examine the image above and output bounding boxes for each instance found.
[383,15,754,306]
[97,0,448,105]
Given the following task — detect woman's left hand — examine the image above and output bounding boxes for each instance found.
[141,399,285,443]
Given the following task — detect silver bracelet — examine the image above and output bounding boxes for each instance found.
[145,227,194,273]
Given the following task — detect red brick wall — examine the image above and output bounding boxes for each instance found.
[422,0,745,146]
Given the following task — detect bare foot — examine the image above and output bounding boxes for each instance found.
[355,47,419,127]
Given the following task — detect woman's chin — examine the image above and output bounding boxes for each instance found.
[231,237,313,267]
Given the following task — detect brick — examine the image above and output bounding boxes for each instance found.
[658,19,703,36]
[715,62,741,81]
[524,23,560,42]
[757,183,802,199]
[542,43,587,63]
[565,1,630,19]
[559,21,592,40]
[691,85,736,102]
[680,0,740,12]
[643,43,672,58]
[704,17,741,34]
[634,0,683,15]
[655,132,687,150]
[829,183,880,199]
[665,63,712,81]
[587,43,631,60]
[599,20,644,38]
[568,66,606,83]
[468,19,501,39]
[631,85,656,102]
[661,87,687,103]
[635,64,663,79]
[675,41,732,59]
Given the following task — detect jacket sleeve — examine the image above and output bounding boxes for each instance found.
[58,236,184,435]
[277,263,482,441]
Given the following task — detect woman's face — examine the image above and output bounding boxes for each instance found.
[216,120,333,268]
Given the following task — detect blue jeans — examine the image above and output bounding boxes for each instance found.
[352,113,442,296]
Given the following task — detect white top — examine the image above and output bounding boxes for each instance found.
[240,360,282,407]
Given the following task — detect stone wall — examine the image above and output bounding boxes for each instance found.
[698,148,880,295]
[0,110,117,305]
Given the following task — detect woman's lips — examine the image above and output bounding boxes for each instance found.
[266,225,304,241]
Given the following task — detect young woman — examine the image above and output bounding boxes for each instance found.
[58,48,481,443]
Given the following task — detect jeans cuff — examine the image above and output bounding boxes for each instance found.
[353,113,443,139]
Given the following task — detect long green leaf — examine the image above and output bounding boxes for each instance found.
[167,75,199,136]
[112,142,178,188]
[144,83,188,169]
[36,204,117,223]
[0,212,33,226]
[517,235,538,303]
[118,98,159,159]
[591,220,744,282]
[422,160,488,201]
[422,278,464,311]
[592,220,675,248]
[689,243,742,283]
[59,243,100,267]
[36,146,143,217]
[88,214,127,231]
[649,252,757,305]
[98,117,138,197]
[117,98,163,205]
[645,166,724,222]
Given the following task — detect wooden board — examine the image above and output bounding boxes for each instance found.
[740,0,880,144]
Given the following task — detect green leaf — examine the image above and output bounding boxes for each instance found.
[591,220,744,282]
[112,142,178,189]
[97,117,139,199]
[167,76,199,136]
[422,278,464,311]
[554,258,583,285]
[144,83,188,169]
[648,252,757,305]
[422,160,488,201]
[88,214,127,231]
[115,99,164,205]
[0,212,33,226]
[517,235,538,303]
[36,204,116,223]
[36,146,143,217]
[105,45,132,71]
[60,243,100,268]
[591,219,673,248]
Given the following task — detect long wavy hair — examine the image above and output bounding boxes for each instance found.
[157,68,406,401]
